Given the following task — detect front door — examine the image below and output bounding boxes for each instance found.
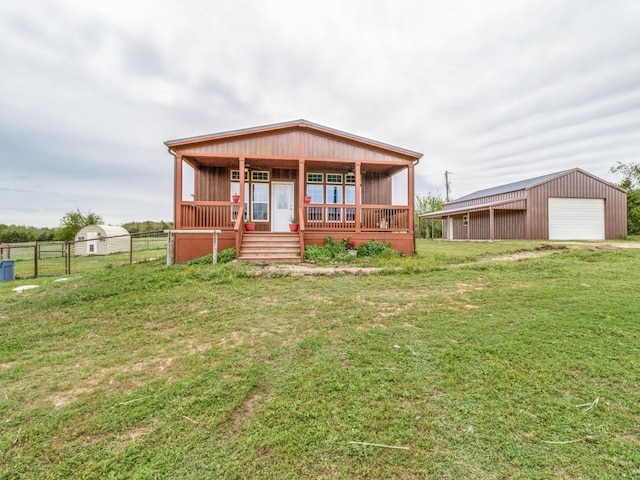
[272,182,294,232]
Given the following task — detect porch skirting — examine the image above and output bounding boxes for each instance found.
[173,230,414,263]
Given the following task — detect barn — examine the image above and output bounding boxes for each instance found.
[74,225,130,256]
[420,168,627,241]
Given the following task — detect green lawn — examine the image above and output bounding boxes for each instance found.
[1,240,639,479]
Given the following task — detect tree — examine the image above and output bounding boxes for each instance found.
[610,161,640,235]
[415,193,444,239]
[55,209,103,242]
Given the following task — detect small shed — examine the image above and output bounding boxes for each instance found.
[74,225,130,256]
[420,168,627,241]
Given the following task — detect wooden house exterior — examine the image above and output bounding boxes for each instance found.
[165,120,422,263]
[420,168,627,241]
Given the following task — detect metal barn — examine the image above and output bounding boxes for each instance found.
[74,225,131,256]
[420,169,627,241]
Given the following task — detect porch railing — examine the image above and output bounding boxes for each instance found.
[303,205,410,231]
[180,202,239,229]
[179,202,410,232]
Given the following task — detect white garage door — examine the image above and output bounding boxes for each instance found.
[548,198,605,240]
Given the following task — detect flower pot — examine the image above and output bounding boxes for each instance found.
[232,194,240,203]
[289,223,299,232]
[245,223,255,231]
[304,195,312,203]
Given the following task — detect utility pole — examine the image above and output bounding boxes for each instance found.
[445,170,452,202]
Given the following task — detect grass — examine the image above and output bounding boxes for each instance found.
[1,240,639,478]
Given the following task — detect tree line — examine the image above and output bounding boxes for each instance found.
[0,209,173,244]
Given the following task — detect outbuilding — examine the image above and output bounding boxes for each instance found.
[420,168,627,241]
[74,225,130,256]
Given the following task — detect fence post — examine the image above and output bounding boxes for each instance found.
[212,232,218,265]
[129,234,133,265]
[66,242,71,274]
[166,233,174,266]
[34,244,38,278]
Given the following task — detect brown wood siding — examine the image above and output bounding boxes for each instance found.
[183,130,300,157]
[302,131,411,163]
[176,129,413,162]
[527,170,627,239]
[195,166,228,201]
[362,172,392,204]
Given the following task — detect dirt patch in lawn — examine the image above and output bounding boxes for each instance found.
[247,264,383,277]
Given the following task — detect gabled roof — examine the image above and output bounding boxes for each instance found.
[165,119,423,160]
[450,169,574,204]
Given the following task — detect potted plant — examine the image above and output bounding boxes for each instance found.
[232,193,240,203]
[289,213,299,232]
[304,194,312,203]
[245,222,255,231]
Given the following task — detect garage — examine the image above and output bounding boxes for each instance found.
[419,168,627,240]
[548,198,605,240]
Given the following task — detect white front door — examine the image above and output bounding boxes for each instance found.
[272,182,294,232]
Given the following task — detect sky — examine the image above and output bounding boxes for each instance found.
[1,0,640,227]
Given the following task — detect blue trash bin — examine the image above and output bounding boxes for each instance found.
[0,260,16,281]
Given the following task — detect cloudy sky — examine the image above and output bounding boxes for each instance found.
[1,0,639,227]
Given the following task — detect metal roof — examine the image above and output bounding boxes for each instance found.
[420,198,527,218]
[165,119,423,159]
[448,169,574,204]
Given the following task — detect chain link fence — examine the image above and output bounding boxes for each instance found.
[0,231,167,279]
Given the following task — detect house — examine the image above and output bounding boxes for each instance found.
[165,120,422,263]
[74,225,130,256]
[420,168,627,241]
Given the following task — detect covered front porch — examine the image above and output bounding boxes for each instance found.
[166,120,422,263]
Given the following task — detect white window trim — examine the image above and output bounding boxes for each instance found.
[306,172,324,183]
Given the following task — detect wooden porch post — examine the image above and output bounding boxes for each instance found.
[174,154,183,229]
[298,159,305,211]
[408,163,415,234]
[239,157,246,201]
[355,162,362,233]
[237,157,246,258]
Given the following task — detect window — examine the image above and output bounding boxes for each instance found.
[462,214,469,227]
[231,183,249,220]
[306,173,323,183]
[251,170,269,182]
[345,186,355,205]
[252,183,269,221]
[345,208,355,223]
[345,173,356,184]
[327,207,342,222]
[307,207,323,222]
[326,173,343,184]
[307,185,323,204]
[326,185,343,204]
[230,170,249,181]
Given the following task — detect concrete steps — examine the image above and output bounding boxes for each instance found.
[238,233,301,263]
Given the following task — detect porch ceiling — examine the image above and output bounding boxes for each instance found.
[184,155,407,174]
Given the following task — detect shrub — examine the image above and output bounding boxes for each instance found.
[304,237,353,262]
[357,240,394,257]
